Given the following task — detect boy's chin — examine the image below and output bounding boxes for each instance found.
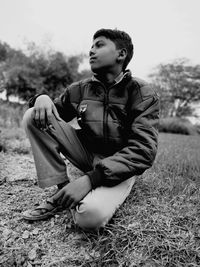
[90,66,106,75]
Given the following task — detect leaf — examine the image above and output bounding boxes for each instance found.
[28,248,37,260]
[0,220,7,226]
[128,222,140,229]
[2,228,11,239]
[50,220,54,228]
[65,222,72,229]
[41,238,46,245]
[0,177,6,185]
[32,228,40,235]
[22,230,30,239]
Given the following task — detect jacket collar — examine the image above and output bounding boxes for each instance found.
[91,70,132,86]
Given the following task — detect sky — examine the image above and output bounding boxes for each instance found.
[0,0,199,79]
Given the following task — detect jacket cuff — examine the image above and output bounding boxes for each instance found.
[86,168,104,189]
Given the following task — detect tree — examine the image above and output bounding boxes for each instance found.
[149,58,200,117]
[5,64,43,101]
[1,47,42,100]
[0,41,92,101]
[0,42,8,62]
[0,43,32,99]
[40,52,73,98]
[67,54,92,81]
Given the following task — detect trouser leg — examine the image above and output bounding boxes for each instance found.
[22,108,93,188]
[72,176,135,231]
[23,108,135,230]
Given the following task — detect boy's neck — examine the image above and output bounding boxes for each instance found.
[95,68,124,86]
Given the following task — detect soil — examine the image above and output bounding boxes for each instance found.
[0,152,94,267]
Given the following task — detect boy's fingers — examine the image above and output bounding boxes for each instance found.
[66,198,74,209]
[31,108,36,119]
[70,199,78,209]
[52,105,61,121]
[34,109,40,127]
[70,203,77,209]
[39,109,46,128]
[46,108,53,124]
[61,194,74,208]
[52,190,63,203]
[60,194,69,207]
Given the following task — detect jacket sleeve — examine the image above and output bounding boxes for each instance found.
[53,88,77,122]
[87,84,159,188]
[28,82,81,122]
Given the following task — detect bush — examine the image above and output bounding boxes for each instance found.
[158,117,199,135]
[0,127,31,154]
[0,100,27,128]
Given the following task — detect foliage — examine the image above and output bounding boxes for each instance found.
[38,52,73,99]
[0,41,92,101]
[159,117,199,135]
[0,100,29,153]
[0,100,27,128]
[0,127,31,154]
[0,41,9,62]
[149,58,200,117]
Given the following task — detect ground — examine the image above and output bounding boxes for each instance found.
[0,153,96,267]
[1,133,200,266]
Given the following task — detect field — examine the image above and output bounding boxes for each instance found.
[1,102,200,266]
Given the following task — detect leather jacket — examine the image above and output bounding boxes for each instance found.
[51,70,160,188]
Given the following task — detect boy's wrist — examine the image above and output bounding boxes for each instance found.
[86,169,103,189]
[80,175,92,191]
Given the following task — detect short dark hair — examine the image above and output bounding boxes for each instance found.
[93,28,134,71]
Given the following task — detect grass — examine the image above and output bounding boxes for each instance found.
[79,134,200,266]
[104,133,200,266]
[158,117,200,135]
[1,101,200,266]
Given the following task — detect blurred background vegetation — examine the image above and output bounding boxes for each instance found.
[0,40,92,101]
[0,40,200,137]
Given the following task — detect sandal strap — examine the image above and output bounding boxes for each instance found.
[34,199,58,211]
[46,198,58,207]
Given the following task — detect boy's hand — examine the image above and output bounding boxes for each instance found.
[33,95,61,129]
[53,175,92,209]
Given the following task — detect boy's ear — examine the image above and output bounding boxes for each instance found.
[117,48,127,62]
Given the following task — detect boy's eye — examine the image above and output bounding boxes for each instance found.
[96,42,104,48]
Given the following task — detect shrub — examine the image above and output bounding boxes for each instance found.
[158,117,199,135]
[0,127,31,154]
[0,100,27,128]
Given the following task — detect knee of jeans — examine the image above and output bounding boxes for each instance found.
[22,108,35,129]
[74,201,109,231]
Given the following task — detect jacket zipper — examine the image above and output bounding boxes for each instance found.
[94,79,124,145]
[103,83,116,145]
[103,89,109,145]
[93,80,109,145]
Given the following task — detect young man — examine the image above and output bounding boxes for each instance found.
[22,29,159,230]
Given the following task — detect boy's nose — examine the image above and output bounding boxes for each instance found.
[89,48,95,57]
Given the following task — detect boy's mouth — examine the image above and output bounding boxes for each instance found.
[89,57,97,63]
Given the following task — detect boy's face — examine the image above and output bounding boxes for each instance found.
[89,36,120,73]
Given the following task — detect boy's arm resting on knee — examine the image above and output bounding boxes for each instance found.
[52,175,92,209]
[29,95,61,128]
[86,91,160,189]
[53,81,84,122]
[28,93,46,108]
[28,81,82,122]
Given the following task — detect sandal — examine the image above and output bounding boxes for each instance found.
[22,198,62,221]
